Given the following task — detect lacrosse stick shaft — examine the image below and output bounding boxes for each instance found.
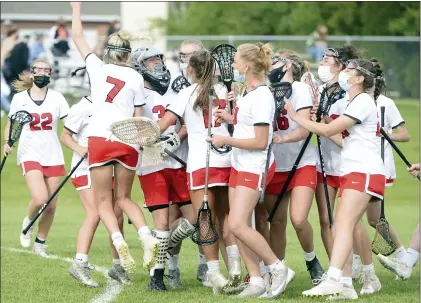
[22,156,86,234]
[0,154,8,174]
[164,148,186,168]
[316,135,333,227]
[259,141,273,204]
[380,107,386,218]
[204,91,214,201]
[268,133,313,222]
[380,128,420,181]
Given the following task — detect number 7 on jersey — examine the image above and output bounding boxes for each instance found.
[106,76,125,103]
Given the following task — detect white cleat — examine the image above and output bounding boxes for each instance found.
[267,260,288,299]
[140,234,160,272]
[32,242,48,258]
[351,261,362,280]
[286,267,296,286]
[359,269,381,295]
[327,284,358,300]
[68,260,99,288]
[377,254,413,280]
[234,283,266,298]
[228,257,242,287]
[20,218,33,248]
[206,271,229,294]
[114,241,136,274]
[302,274,343,297]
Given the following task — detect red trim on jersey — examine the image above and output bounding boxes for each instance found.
[88,137,138,170]
[265,165,317,195]
[317,172,341,189]
[72,174,115,191]
[338,173,385,199]
[187,167,231,191]
[229,162,276,191]
[21,161,65,177]
[138,168,190,207]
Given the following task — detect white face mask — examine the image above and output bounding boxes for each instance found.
[338,71,352,91]
[318,65,335,83]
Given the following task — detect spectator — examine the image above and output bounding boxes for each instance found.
[28,33,47,65]
[306,24,328,62]
[49,17,70,57]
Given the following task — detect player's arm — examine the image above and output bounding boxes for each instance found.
[274,108,311,144]
[385,102,410,142]
[70,2,92,60]
[388,123,410,142]
[134,106,143,117]
[60,128,87,157]
[2,119,13,155]
[223,125,269,151]
[158,111,178,135]
[177,122,188,142]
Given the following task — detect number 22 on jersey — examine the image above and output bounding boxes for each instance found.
[30,113,53,131]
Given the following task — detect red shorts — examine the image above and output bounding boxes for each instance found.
[265,165,317,195]
[338,173,385,200]
[88,137,138,170]
[229,162,276,191]
[21,161,65,177]
[139,168,190,207]
[317,172,341,189]
[187,167,231,191]
[385,178,394,187]
[71,174,115,191]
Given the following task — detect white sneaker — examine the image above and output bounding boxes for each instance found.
[140,234,160,272]
[20,218,33,248]
[114,240,136,274]
[234,282,266,298]
[327,284,358,300]
[351,260,362,280]
[286,267,296,286]
[378,254,412,280]
[33,242,48,258]
[302,274,343,297]
[263,272,271,291]
[359,269,381,295]
[228,257,242,287]
[207,271,229,294]
[267,260,288,299]
[68,260,99,288]
[202,273,213,288]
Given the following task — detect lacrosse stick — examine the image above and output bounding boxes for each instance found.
[191,88,219,246]
[268,79,342,223]
[0,110,33,174]
[259,82,292,204]
[380,128,420,181]
[22,156,85,234]
[371,106,397,256]
[211,44,237,134]
[171,75,191,94]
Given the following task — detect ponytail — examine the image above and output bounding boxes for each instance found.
[12,71,33,92]
[189,50,215,111]
[371,58,386,100]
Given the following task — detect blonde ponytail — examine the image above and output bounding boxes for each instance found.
[12,71,33,92]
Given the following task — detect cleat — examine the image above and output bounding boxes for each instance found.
[168,268,182,289]
[147,268,167,291]
[115,241,136,274]
[108,263,132,284]
[306,257,325,285]
[141,235,160,272]
[197,264,208,282]
[20,218,33,248]
[234,283,266,298]
[327,284,358,300]
[286,267,296,286]
[68,260,99,288]
[206,271,229,294]
[267,260,288,299]
[359,269,381,295]
[351,260,362,280]
[303,274,343,297]
[33,242,48,258]
[228,257,242,288]
[378,254,413,280]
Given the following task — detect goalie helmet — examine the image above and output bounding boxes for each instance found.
[131,46,171,96]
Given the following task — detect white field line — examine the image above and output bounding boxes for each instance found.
[2,247,124,303]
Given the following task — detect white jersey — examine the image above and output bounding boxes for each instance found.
[317,85,348,176]
[272,81,317,172]
[341,93,385,176]
[64,96,93,178]
[137,89,188,175]
[231,85,275,175]
[9,89,69,166]
[168,83,231,173]
[84,53,146,147]
[376,94,405,180]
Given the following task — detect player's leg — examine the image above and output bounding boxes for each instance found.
[253,202,271,286]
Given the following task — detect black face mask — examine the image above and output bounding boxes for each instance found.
[268,66,287,84]
[33,76,50,88]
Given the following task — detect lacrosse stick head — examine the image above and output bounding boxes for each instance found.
[8,110,33,146]
[210,134,232,155]
[317,82,345,120]
[211,44,237,90]
[270,82,293,116]
[371,218,397,256]
[191,201,219,246]
[110,117,160,146]
[171,75,191,94]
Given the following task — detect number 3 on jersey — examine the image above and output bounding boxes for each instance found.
[106,76,125,103]
[152,105,176,125]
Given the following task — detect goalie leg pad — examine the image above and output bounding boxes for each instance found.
[168,217,195,255]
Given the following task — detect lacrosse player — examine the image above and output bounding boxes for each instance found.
[70,2,159,274]
[285,58,386,299]
[210,43,290,299]
[3,59,69,257]
[157,49,241,295]
[268,50,324,285]
[130,46,196,291]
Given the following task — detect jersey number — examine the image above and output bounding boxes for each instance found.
[330,114,350,138]
[30,113,53,131]
[152,105,176,125]
[204,99,227,128]
[106,77,125,103]
[273,109,289,131]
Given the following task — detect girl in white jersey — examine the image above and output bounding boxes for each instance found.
[70,2,159,274]
[266,49,323,285]
[157,49,240,294]
[60,69,130,287]
[283,58,386,299]
[3,59,69,257]
[211,43,289,299]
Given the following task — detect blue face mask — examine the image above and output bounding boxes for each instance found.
[153,65,164,72]
[233,64,247,84]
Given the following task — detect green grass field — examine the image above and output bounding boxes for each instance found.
[1,100,419,303]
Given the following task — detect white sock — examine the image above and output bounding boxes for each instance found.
[226,245,240,259]
[362,263,374,273]
[137,226,151,238]
[340,276,353,287]
[259,260,269,275]
[327,266,342,280]
[113,258,121,265]
[249,276,265,287]
[304,251,316,262]
[75,253,88,263]
[352,254,361,266]
[394,246,406,260]
[207,260,220,274]
[199,253,207,265]
[403,248,420,268]
[169,254,179,270]
[23,216,31,227]
[111,231,124,246]
[268,259,284,272]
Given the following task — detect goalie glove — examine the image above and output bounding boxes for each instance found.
[156,132,181,157]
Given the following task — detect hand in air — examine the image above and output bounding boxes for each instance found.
[408,163,420,178]
[206,134,227,149]
[284,99,297,121]
[70,2,82,9]
[3,143,13,156]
